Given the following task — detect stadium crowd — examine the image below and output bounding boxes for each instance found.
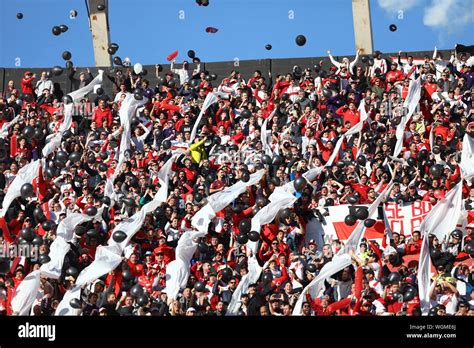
[0,45,473,317]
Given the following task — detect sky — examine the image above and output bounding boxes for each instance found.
[0,0,473,68]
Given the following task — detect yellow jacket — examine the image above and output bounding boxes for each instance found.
[189,138,207,163]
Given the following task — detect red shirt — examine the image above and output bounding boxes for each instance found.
[335,106,360,127]
[92,106,113,128]
[21,76,35,95]
[386,70,404,83]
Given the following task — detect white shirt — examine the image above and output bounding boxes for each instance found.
[171,62,201,85]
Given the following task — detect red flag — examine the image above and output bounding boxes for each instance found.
[167,50,179,61]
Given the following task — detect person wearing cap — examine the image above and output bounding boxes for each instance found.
[21,71,36,96]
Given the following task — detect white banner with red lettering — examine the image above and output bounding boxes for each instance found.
[322,201,434,241]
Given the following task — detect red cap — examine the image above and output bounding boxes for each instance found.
[167,50,179,61]
[24,71,32,76]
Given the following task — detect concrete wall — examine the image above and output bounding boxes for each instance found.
[0,49,450,96]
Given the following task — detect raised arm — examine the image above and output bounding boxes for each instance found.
[327,50,342,69]
[349,49,361,74]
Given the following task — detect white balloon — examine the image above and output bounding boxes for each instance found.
[133,63,143,75]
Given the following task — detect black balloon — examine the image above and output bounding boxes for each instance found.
[32,235,43,246]
[162,139,171,150]
[392,291,403,301]
[344,214,357,226]
[272,155,283,166]
[280,208,292,220]
[262,272,273,284]
[20,183,34,199]
[33,128,44,141]
[97,4,105,11]
[134,91,143,100]
[122,269,134,281]
[307,263,317,273]
[364,218,376,228]
[295,34,306,46]
[265,44,272,50]
[240,109,251,118]
[248,231,260,242]
[62,51,72,61]
[69,151,81,163]
[52,26,61,36]
[261,154,272,165]
[168,79,176,88]
[87,154,96,164]
[325,197,334,206]
[39,254,51,264]
[270,177,281,186]
[194,281,206,292]
[113,230,127,243]
[239,219,251,233]
[42,220,55,231]
[85,206,97,216]
[465,241,474,255]
[187,50,196,58]
[74,225,87,236]
[357,155,366,166]
[194,192,204,203]
[60,24,68,33]
[430,164,443,178]
[65,266,79,278]
[86,229,98,238]
[197,242,209,254]
[130,284,144,298]
[22,125,35,138]
[70,298,82,309]
[241,170,250,182]
[17,13,23,19]
[389,24,397,32]
[406,157,417,167]
[347,195,359,205]
[136,294,149,307]
[380,276,390,286]
[236,233,249,245]
[355,207,369,220]
[98,162,108,172]
[221,268,233,281]
[361,56,368,64]
[96,87,104,96]
[33,207,46,223]
[388,271,402,284]
[255,196,268,208]
[21,228,36,242]
[293,177,307,192]
[402,284,417,302]
[56,150,68,163]
[113,56,123,66]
